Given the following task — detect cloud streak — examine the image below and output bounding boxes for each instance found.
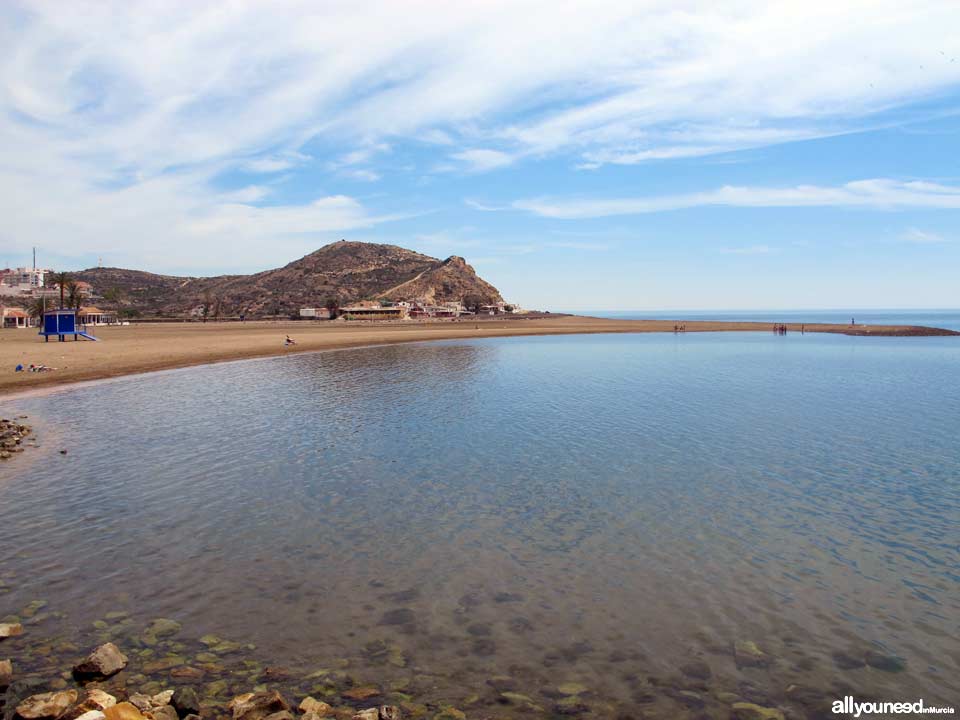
[1,1,959,271]
[514,179,960,219]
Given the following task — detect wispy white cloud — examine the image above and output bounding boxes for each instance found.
[514,179,960,219]
[901,227,951,244]
[464,199,509,212]
[2,1,959,270]
[450,149,515,173]
[721,245,775,255]
[244,155,307,174]
[220,185,273,203]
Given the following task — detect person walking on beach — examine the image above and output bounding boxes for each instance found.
[284,335,297,346]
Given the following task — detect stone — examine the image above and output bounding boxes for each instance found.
[864,651,906,673]
[16,690,79,720]
[145,619,181,639]
[680,660,712,681]
[170,667,204,680]
[79,690,118,712]
[262,713,294,720]
[171,688,201,718]
[128,696,154,713]
[228,691,289,720]
[297,698,332,716]
[831,651,865,670]
[556,683,588,696]
[147,709,178,720]
[342,687,380,701]
[431,710,465,720]
[75,713,107,720]
[152,692,175,707]
[103,703,146,720]
[352,712,378,720]
[204,680,228,697]
[378,708,401,720]
[733,640,770,668]
[0,622,23,639]
[378,609,415,626]
[21,601,47,618]
[731,703,786,720]
[74,643,129,679]
[0,658,12,688]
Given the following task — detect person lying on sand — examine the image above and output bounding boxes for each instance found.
[28,364,57,372]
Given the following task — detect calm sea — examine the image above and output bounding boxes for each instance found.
[574,309,960,331]
[1,332,958,718]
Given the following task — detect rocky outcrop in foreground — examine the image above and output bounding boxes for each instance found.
[11,675,403,720]
[0,418,33,460]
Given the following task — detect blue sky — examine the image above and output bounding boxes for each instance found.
[1,1,959,310]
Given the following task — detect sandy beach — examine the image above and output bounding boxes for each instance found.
[0,315,955,396]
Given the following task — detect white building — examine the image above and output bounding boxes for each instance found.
[1,267,47,290]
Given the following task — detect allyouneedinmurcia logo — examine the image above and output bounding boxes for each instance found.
[833,696,955,716]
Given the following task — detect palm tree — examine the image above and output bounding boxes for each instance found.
[50,271,71,309]
[29,297,48,322]
[66,281,86,310]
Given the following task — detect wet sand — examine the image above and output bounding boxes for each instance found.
[0,315,955,396]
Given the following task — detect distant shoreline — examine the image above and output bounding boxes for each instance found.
[1,315,957,398]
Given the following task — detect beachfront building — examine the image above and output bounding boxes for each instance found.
[77,306,116,325]
[340,301,409,320]
[0,306,33,328]
[299,307,334,320]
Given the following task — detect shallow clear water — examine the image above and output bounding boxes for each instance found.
[1,333,958,718]
[580,309,960,331]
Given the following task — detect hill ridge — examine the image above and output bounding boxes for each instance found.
[73,241,503,317]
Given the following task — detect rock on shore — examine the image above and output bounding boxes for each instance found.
[0,418,32,460]
[73,643,128,680]
[16,690,79,720]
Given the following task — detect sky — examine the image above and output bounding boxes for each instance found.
[1,1,959,310]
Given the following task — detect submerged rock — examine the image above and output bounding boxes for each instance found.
[171,688,200,718]
[865,651,906,673]
[378,609,415,626]
[228,691,289,720]
[556,683,588,696]
[734,640,770,668]
[145,619,182,638]
[16,690,79,720]
[731,702,785,720]
[0,622,24,639]
[831,651,866,670]
[343,687,381,701]
[73,643,128,679]
[680,660,712,681]
[0,658,12,688]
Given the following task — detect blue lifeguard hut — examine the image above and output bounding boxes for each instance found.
[39,309,98,342]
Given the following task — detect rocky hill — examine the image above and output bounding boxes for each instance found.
[73,241,503,317]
